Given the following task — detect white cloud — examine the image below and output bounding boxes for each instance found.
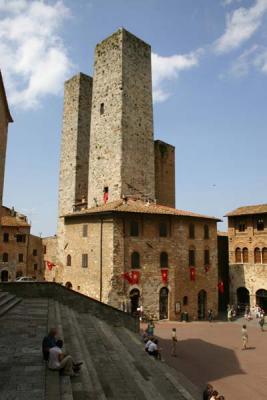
[222,0,242,6]
[151,49,203,103]
[230,44,267,76]
[0,0,72,109]
[215,0,267,54]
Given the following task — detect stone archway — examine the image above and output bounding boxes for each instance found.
[1,270,8,282]
[129,288,140,315]
[237,287,250,306]
[159,287,169,320]
[198,290,207,320]
[65,281,73,289]
[256,289,267,312]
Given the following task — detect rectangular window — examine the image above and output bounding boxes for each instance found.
[16,234,26,243]
[130,221,139,237]
[100,103,104,115]
[189,249,195,266]
[82,254,88,268]
[204,250,210,265]
[82,224,88,237]
[3,233,9,242]
[34,264,38,271]
[43,245,47,254]
[33,249,37,256]
[238,223,246,232]
[159,222,167,237]
[18,253,24,263]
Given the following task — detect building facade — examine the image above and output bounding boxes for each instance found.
[56,28,220,320]
[227,204,267,311]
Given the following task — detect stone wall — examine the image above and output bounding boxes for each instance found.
[87,28,155,207]
[0,282,139,332]
[0,88,8,207]
[228,214,267,305]
[59,212,218,321]
[154,140,175,208]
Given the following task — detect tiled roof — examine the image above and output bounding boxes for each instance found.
[0,70,13,123]
[64,199,221,221]
[226,204,267,217]
[1,215,30,227]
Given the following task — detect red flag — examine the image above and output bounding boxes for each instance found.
[46,261,55,271]
[103,191,109,204]
[131,270,140,284]
[121,272,132,284]
[161,269,168,284]
[190,267,196,281]
[218,281,224,294]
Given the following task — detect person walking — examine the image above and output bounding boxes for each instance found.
[241,324,248,350]
[259,316,265,332]
[171,328,177,357]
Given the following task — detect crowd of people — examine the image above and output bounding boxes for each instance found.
[42,328,83,377]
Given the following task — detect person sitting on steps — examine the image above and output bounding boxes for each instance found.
[48,339,83,377]
[42,328,58,361]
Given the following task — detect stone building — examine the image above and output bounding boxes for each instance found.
[42,235,62,282]
[57,28,220,320]
[0,70,13,207]
[226,204,267,311]
[0,206,44,281]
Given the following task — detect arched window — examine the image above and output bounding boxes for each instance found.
[262,248,267,264]
[243,248,249,263]
[131,252,140,269]
[160,252,168,268]
[235,248,242,263]
[183,296,188,306]
[204,249,210,265]
[256,218,264,231]
[189,224,195,239]
[130,221,139,237]
[204,224,209,239]
[254,248,261,264]
[2,253,8,262]
[189,248,195,266]
[66,254,71,266]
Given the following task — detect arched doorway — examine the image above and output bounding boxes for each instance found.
[256,289,267,312]
[65,282,72,289]
[129,289,140,315]
[237,287,250,307]
[198,290,207,320]
[159,287,169,320]
[1,270,8,282]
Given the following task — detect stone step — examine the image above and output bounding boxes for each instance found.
[115,327,195,400]
[0,293,22,317]
[69,308,107,400]
[59,303,96,400]
[77,313,144,400]
[89,314,164,400]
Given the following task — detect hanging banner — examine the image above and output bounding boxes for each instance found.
[218,281,224,294]
[131,270,140,284]
[161,269,168,284]
[190,267,196,281]
[46,261,55,271]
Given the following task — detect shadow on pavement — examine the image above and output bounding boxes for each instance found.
[157,337,245,388]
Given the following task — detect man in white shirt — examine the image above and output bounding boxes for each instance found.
[48,340,82,376]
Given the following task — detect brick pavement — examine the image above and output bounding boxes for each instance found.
[148,319,267,400]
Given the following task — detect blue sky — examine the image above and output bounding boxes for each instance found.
[1,0,267,236]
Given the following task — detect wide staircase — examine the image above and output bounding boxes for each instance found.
[0,296,201,400]
[0,290,22,316]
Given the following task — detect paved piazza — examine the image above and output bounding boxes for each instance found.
[150,319,267,400]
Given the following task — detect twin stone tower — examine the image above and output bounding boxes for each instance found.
[58,28,175,222]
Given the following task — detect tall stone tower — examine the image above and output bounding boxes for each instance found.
[87,28,155,207]
[0,71,13,207]
[154,140,175,208]
[58,73,93,216]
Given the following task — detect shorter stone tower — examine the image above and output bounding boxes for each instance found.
[154,140,175,208]
[0,71,13,207]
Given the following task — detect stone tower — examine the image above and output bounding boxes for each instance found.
[58,73,93,216]
[87,28,155,207]
[0,71,13,207]
[154,140,175,208]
